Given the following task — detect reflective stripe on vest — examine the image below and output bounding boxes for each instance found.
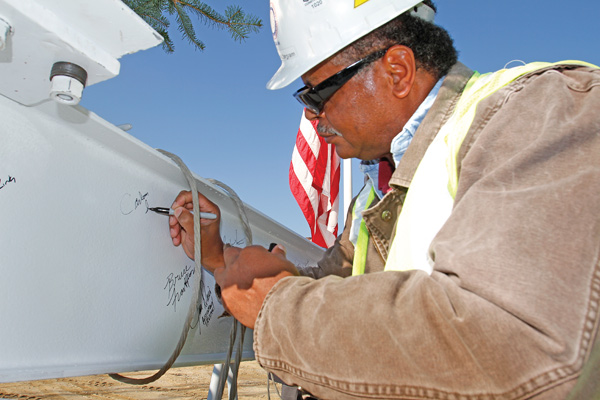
[351,183,376,276]
[384,61,598,274]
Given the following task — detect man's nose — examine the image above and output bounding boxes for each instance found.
[304,107,322,121]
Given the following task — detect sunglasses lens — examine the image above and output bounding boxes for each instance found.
[294,89,322,114]
[292,49,388,114]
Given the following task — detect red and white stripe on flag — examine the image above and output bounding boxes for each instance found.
[289,111,340,248]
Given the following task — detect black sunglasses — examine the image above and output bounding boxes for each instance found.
[293,48,388,114]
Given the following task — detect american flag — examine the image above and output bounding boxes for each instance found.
[289,111,340,248]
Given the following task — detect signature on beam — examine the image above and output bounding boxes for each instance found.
[164,265,195,312]
[191,280,216,331]
[0,175,16,191]
[120,191,149,215]
[200,283,215,327]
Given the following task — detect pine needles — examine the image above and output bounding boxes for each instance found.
[123,0,263,53]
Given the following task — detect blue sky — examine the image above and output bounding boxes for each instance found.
[81,0,600,237]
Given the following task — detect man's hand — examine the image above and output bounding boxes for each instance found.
[214,245,299,329]
[169,190,224,272]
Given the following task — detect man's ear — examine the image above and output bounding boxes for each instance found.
[383,45,416,99]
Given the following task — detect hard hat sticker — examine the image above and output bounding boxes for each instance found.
[355,0,370,7]
[280,48,297,61]
[270,3,278,42]
[303,0,324,10]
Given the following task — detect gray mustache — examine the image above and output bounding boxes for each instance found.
[317,124,343,137]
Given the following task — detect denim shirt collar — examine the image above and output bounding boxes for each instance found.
[359,77,444,198]
[390,77,444,166]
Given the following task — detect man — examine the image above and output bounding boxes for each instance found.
[169,0,600,398]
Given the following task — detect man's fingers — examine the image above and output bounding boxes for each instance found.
[270,244,287,257]
[171,190,193,209]
[173,207,194,233]
[222,245,241,268]
[214,266,226,286]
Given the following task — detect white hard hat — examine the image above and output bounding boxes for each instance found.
[267,0,435,90]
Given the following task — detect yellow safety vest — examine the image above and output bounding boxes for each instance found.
[351,185,376,276]
[351,61,598,276]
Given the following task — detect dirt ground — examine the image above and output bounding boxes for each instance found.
[0,361,276,399]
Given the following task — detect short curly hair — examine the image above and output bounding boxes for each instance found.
[336,1,457,81]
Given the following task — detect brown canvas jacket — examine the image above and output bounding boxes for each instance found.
[254,62,600,399]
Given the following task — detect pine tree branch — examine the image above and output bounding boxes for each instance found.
[172,1,206,50]
[173,0,227,27]
[224,5,262,42]
[123,0,262,53]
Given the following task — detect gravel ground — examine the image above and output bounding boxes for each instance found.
[0,361,275,399]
